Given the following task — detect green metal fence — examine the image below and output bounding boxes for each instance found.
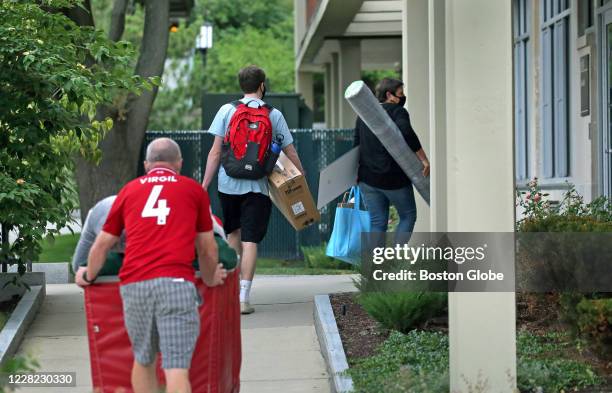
[141,129,354,259]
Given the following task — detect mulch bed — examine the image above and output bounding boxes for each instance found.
[329,292,612,390]
[330,292,449,361]
[330,292,388,361]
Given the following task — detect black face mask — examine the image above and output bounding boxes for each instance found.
[261,84,267,100]
[394,94,406,107]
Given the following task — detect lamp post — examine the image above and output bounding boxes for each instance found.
[196,22,213,130]
[195,22,213,67]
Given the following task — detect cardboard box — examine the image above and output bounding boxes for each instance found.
[268,152,321,231]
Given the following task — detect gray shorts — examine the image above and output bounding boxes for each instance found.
[119,277,201,369]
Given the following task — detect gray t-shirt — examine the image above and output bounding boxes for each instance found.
[71,196,126,271]
[208,97,294,196]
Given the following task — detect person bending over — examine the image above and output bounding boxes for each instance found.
[79,138,226,393]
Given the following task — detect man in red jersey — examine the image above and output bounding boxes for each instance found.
[79,138,227,393]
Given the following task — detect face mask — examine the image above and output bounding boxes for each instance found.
[395,95,406,107]
[261,84,267,100]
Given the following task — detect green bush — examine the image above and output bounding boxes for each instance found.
[518,214,612,232]
[0,1,152,274]
[388,206,399,232]
[301,244,353,270]
[516,179,611,232]
[575,297,612,358]
[0,356,38,393]
[559,292,585,329]
[517,179,611,356]
[357,292,447,334]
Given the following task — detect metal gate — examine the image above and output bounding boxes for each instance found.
[141,129,354,259]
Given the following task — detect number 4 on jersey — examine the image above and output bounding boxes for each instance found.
[142,185,170,225]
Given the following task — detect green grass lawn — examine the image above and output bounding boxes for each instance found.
[37,233,80,263]
[257,257,355,275]
[37,234,354,275]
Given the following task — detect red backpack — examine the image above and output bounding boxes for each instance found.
[221,100,274,179]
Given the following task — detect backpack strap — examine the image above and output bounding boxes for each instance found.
[234,99,273,113]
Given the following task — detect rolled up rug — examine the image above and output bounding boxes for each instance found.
[344,80,430,205]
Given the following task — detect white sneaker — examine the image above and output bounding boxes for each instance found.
[240,302,255,314]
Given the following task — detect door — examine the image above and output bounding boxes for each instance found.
[603,10,612,197]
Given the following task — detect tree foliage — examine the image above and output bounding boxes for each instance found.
[196,0,292,31]
[206,24,294,93]
[72,0,170,223]
[148,0,294,130]
[0,0,152,269]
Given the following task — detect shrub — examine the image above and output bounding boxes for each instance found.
[0,1,152,275]
[301,244,353,270]
[357,292,447,334]
[388,206,399,232]
[575,297,612,358]
[516,178,611,232]
[0,355,38,393]
[517,179,611,356]
[518,214,611,232]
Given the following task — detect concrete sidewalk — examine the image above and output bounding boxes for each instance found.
[16,275,356,393]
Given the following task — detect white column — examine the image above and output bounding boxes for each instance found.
[330,52,340,128]
[294,0,307,55]
[402,0,431,232]
[338,39,362,128]
[324,62,333,128]
[440,0,517,391]
[429,0,448,232]
[296,71,315,111]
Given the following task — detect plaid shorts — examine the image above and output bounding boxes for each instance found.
[119,277,201,369]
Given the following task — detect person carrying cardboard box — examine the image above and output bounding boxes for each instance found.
[203,65,305,314]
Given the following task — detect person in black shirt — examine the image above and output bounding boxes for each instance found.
[354,78,430,233]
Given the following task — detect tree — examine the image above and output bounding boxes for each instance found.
[149,23,295,130]
[73,0,294,209]
[70,0,170,221]
[147,0,295,130]
[193,0,292,31]
[0,0,150,272]
[205,24,295,93]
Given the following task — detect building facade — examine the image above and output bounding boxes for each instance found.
[295,0,612,203]
[295,1,519,391]
[514,0,612,201]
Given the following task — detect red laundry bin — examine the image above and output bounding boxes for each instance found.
[84,271,241,393]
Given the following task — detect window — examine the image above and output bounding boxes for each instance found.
[541,0,570,178]
[514,0,530,180]
[578,0,594,36]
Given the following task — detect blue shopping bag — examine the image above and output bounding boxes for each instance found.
[326,186,371,264]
